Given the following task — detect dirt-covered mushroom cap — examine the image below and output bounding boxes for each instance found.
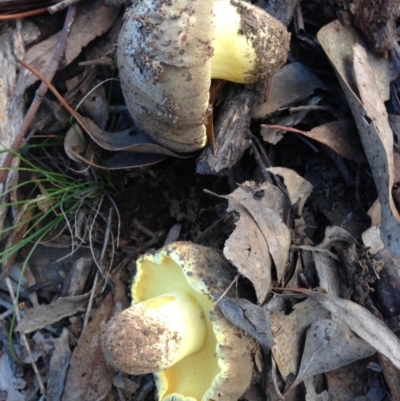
[117,0,290,152]
[102,242,257,401]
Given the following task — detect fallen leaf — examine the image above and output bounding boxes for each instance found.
[253,63,328,119]
[47,328,72,401]
[218,297,274,353]
[287,319,376,393]
[318,22,400,256]
[223,181,291,302]
[62,292,115,401]
[271,298,331,379]
[296,289,400,370]
[261,96,322,145]
[16,293,90,333]
[15,0,120,95]
[352,43,400,255]
[267,167,313,215]
[317,21,397,102]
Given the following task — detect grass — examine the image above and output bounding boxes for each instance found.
[0,149,116,263]
[0,146,118,363]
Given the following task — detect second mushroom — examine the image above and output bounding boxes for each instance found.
[118,0,290,152]
[101,242,257,401]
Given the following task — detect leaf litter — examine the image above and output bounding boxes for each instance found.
[1,1,400,400]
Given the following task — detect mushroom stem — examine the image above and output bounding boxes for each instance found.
[102,291,207,375]
[211,0,278,83]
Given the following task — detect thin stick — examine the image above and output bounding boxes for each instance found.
[214,274,239,306]
[0,7,47,20]
[48,0,83,14]
[83,207,113,328]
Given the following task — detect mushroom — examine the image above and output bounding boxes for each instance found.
[102,242,256,401]
[117,0,290,152]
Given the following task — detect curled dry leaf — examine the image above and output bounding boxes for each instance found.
[46,328,71,401]
[298,289,400,370]
[261,95,323,145]
[271,298,331,379]
[264,120,365,164]
[16,293,90,334]
[15,0,120,95]
[218,297,274,353]
[253,62,328,119]
[318,21,400,256]
[266,167,313,216]
[62,292,115,401]
[222,181,291,303]
[286,318,376,394]
[66,115,188,169]
[64,124,87,163]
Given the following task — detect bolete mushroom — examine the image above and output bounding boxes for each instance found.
[117,0,290,152]
[102,242,256,401]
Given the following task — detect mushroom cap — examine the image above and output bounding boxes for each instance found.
[102,242,256,401]
[117,0,290,153]
[117,0,213,152]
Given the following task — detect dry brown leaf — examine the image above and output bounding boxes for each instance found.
[302,290,400,369]
[224,214,272,304]
[271,298,331,379]
[261,96,323,145]
[15,0,120,95]
[352,43,400,254]
[47,328,71,401]
[64,124,88,163]
[267,167,313,215]
[223,181,290,302]
[287,319,375,393]
[62,292,115,401]
[317,21,397,102]
[253,62,328,119]
[16,293,90,333]
[80,83,109,129]
[318,22,400,256]
[218,297,274,353]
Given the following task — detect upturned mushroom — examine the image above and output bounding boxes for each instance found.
[117,0,290,152]
[101,242,256,401]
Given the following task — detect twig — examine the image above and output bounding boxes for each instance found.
[0,5,77,185]
[0,7,47,20]
[214,274,239,306]
[83,207,113,329]
[48,0,83,14]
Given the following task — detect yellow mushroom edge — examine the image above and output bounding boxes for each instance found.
[102,242,258,401]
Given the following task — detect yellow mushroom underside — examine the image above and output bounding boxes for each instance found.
[132,255,219,401]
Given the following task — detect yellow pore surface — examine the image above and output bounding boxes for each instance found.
[211,0,257,83]
[132,255,219,401]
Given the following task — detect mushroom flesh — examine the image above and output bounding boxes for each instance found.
[117,0,290,152]
[102,242,256,401]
